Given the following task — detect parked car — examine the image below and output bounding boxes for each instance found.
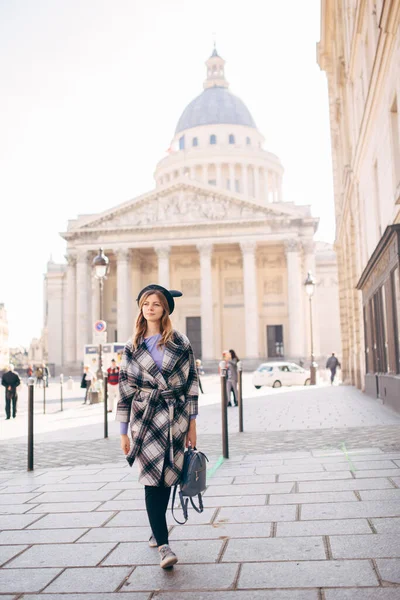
[252,361,311,389]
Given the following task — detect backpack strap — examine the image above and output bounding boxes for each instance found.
[171,485,189,525]
[189,493,204,514]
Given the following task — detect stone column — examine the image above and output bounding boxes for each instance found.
[91,264,100,343]
[285,240,304,359]
[197,244,214,360]
[75,249,89,363]
[64,253,76,365]
[216,163,222,188]
[156,246,171,289]
[303,241,320,359]
[242,164,248,196]
[229,163,235,192]
[240,241,259,358]
[265,169,269,202]
[202,164,208,184]
[116,248,131,343]
[190,166,196,181]
[254,167,260,200]
[278,173,283,203]
[130,249,141,330]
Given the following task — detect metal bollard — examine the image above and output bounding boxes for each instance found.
[219,360,229,459]
[28,377,35,471]
[43,377,46,414]
[237,360,244,433]
[104,375,108,439]
[60,374,64,412]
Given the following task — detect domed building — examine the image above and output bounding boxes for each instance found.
[43,48,341,372]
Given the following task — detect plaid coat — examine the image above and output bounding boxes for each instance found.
[116,330,198,486]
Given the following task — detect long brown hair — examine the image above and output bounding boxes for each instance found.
[132,290,173,350]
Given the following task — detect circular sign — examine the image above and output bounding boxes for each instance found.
[94,320,107,333]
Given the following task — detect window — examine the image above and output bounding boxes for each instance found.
[390,97,400,187]
[192,137,198,147]
[257,365,273,372]
[246,137,251,145]
[392,267,400,373]
[229,134,235,144]
[208,179,216,186]
[179,136,185,150]
[235,179,240,193]
[210,134,217,145]
[226,179,230,190]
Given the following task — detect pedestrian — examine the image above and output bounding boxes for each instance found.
[195,358,205,394]
[2,364,21,419]
[27,364,33,378]
[81,365,96,404]
[326,353,341,385]
[42,363,50,387]
[35,365,43,387]
[226,349,239,407]
[117,284,198,569]
[106,359,120,413]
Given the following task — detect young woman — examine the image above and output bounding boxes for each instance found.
[116,284,198,569]
[226,349,239,407]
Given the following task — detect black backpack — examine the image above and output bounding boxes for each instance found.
[172,447,208,524]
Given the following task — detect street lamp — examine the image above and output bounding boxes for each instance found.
[92,248,109,380]
[304,271,317,385]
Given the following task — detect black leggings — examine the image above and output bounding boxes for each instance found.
[144,484,171,547]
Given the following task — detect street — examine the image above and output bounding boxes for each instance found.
[0,380,399,597]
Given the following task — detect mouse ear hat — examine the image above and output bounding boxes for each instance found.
[136,284,183,315]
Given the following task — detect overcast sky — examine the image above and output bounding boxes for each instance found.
[0,0,334,347]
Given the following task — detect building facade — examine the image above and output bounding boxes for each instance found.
[44,49,341,373]
[318,1,400,409]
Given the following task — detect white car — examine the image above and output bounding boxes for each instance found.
[252,361,311,389]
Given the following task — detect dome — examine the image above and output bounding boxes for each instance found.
[175,86,257,134]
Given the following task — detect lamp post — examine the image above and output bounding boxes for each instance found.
[92,248,109,380]
[304,271,317,385]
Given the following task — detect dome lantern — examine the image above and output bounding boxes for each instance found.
[204,45,229,90]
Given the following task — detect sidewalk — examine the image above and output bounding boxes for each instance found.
[0,445,400,597]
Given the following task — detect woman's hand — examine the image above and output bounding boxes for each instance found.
[120,434,130,455]
[186,419,197,448]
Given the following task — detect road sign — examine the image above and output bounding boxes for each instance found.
[94,320,107,333]
[93,331,107,345]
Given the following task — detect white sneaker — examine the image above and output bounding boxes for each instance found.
[159,544,178,568]
[148,534,157,548]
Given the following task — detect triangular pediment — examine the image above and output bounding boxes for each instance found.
[67,179,314,234]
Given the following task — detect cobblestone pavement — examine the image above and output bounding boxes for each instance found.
[1,385,400,470]
[0,446,399,597]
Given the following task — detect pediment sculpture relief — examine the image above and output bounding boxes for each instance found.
[84,192,268,230]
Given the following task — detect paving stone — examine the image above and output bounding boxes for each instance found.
[392,477,400,486]
[0,514,42,529]
[169,522,272,540]
[238,560,378,588]
[246,451,312,459]
[6,542,117,568]
[279,471,353,482]
[34,482,108,492]
[217,468,256,476]
[101,481,143,490]
[0,544,28,566]
[270,491,357,504]
[0,485,43,493]
[167,508,216,526]
[154,592,319,600]
[276,519,372,537]
[0,528,87,545]
[205,476,234,485]
[27,490,119,503]
[298,478,395,493]
[204,482,294,496]
[107,489,147,501]
[325,589,400,599]
[97,499,146,511]
[375,558,400,584]
[215,504,296,524]
[122,564,238,591]
[0,568,62,593]
[330,533,400,558]
[44,566,132,593]
[0,504,39,514]
[27,511,114,529]
[28,501,102,513]
[312,448,384,456]
[324,460,397,471]
[360,489,400,501]
[256,464,325,475]
[222,536,326,561]
[371,517,400,533]
[354,469,400,478]
[76,526,152,543]
[103,539,223,565]
[301,500,400,520]
[62,473,128,483]
[231,474,277,484]
[198,494,267,507]
[23,594,149,600]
